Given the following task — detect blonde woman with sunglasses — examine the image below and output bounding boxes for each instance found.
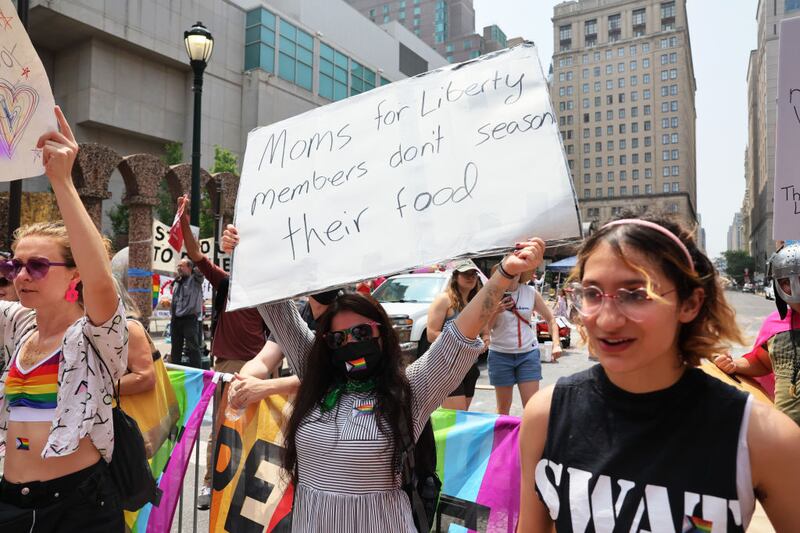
[0,107,127,531]
[517,216,800,532]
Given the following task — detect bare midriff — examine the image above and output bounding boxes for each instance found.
[4,421,101,483]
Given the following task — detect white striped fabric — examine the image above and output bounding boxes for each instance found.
[258,300,484,532]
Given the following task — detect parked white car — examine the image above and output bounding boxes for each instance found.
[372,272,451,357]
[764,283,775,300]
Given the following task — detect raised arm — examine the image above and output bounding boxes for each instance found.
[408,239,546,434]
[178,196,206,265]
[38,107,117,325]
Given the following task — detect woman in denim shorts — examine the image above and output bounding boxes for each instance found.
[487,270,561,414]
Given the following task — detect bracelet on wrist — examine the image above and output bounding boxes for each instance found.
[497,260,515,280]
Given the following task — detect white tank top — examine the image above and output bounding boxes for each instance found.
[489,284,538,354]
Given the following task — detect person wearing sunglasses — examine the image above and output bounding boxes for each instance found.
[485,268,561,415]
[517,216,800,532]
[222,225,544,532]
[0,252,18,303]
[0,107,127,531]
[427,260,486,411]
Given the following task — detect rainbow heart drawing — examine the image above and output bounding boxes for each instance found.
[0,80,39,159]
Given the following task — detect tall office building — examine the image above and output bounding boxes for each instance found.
[346,0,509,63]
[744,0,799,267]
[551,0,697,228]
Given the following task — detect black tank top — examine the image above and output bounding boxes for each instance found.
[536,364,749,532]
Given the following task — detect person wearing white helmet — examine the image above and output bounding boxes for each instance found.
[715,242,800,425]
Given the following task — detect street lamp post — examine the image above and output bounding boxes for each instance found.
[184,22,214,227]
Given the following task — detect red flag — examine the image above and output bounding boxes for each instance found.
[168,198,186,251]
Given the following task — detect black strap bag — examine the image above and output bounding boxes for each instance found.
[399,416,442,533]
[87,334,162,511]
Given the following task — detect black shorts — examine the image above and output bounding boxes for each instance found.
[448,362,480,398]
[0,460,123,532]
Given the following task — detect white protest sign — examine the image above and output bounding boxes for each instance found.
[0,0,56,181]
[229,44,580,310]
[152,219,230,274]
[774,17,800,240]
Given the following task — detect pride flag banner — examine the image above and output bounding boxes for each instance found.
[431,410,521,533]
[209,401,521,533]
[124,365,217,533]
[210,390,294,532]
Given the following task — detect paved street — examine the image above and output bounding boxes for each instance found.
[159,290,778,532]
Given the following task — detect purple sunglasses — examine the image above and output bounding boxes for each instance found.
[0,258,70,281]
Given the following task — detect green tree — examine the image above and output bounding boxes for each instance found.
[199,146,239,238]
[107,202,129,251]
[722,250,756,285]
[155,142,184,223]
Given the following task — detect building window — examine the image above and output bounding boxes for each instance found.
[671,149,678,160]
[620,169,627,180]
[671,117,679,127]
[585,19,597,36]
[584,189,591,199]
[609,14,621,31]
[350,60,376,96]
[633,7,646,28]
[645,151,652,162]
[608,171,615,181]
[620,186,627,195]
[671,101,678,111]
[644,137,652,147]
[319,44,348,101]
[671,133,678,144]
[671,165,679,176]
[631,122,639,133]
[661,1,676,19]
[596,157,603,167]
[663,182,670,192]
[620,155,627,165]
[245,8,277,72]
[278,19,314,91]
[644,104,651,115]
[643,58,650,68]
[607,140,615,151]
[559,24,572,41]
[632,153,640,164]
[596,187,603,198]
[645,183,653,193]
[608,187,615,197]
[643,89,651,100]
[643,74,651,84]
[633,184,640,194]
[645,170,652,180]
[643,43,650,52]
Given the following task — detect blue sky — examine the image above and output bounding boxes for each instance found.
[474,0,757,258]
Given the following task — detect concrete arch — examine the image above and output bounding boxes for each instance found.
[72,143,121,228]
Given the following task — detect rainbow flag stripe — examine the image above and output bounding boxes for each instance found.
[683,516,713,533]
[15,437,29,450]
[124,366,216,533]
[431,409,522,532]
[6,352,60,409]
[353,403,374,415]
[347,357,367,372]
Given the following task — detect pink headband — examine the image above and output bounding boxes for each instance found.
[602,219,694,270]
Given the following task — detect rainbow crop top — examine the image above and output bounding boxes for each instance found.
[6,349,60,422]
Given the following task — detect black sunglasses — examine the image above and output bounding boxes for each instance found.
[323,322,379,349]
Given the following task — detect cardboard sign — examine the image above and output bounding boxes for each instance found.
[0,0,57,181]
[152,219,230,275]
[229,44,581,310]
[774,17,800,239]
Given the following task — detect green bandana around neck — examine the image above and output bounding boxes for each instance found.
[320,379,376,413]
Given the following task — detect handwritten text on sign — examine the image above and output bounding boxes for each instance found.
[0,0,56,182]
[229,44,580,310]
[774,17,800,240]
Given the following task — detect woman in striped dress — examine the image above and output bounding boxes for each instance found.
[223,227,545,532]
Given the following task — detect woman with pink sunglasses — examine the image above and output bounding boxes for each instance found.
[0,107,127,531]
[517,215,800,532]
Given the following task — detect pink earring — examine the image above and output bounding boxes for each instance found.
[65,280,79,303]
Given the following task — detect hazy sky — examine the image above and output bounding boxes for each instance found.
[474,0,757,258]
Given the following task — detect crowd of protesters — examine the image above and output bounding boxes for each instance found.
[0,108,799,532]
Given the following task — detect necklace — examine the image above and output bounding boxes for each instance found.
[19,332,60,369]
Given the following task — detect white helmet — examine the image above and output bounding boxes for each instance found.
[769,243,800,317]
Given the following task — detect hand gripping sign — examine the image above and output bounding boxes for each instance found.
[0,0,57,181]
[228,44,581,310]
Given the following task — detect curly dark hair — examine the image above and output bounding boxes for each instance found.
[282,293,413,485]
[570,212,744,366]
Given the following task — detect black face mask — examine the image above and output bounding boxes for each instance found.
[330,339,383,380]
